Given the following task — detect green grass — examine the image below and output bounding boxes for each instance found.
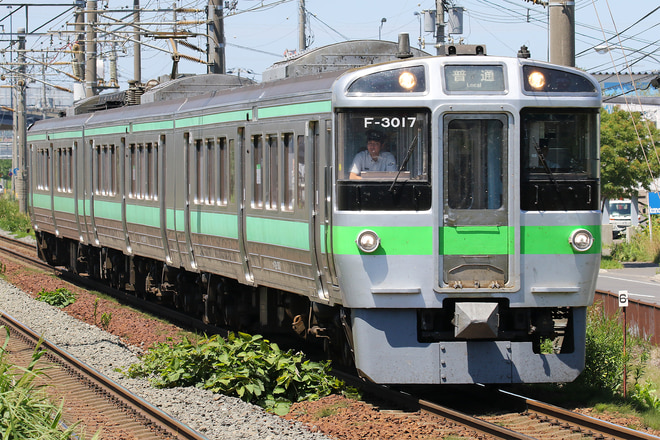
[0,195,32,238]
[0,326,99,439]
[600,255,624,269]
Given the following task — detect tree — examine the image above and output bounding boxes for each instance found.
[600,107,660,201]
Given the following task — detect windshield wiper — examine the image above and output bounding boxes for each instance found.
[389,134,418,192]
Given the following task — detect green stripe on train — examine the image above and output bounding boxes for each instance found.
[521,224,601,254]
[176,109,252,128]
[190,211,238,238]
[332,225,600,255]
[259,101,332,119]
[32,193,51,210]
[246,217,309,250]
[332,226,433,256]
[27,134,47,142]
[48,130,83,140]
[86,126,128,136]
[133,121,174,132]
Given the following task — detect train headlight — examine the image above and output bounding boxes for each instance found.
[527,71,546,90]
[569,229,594,252]
[398,71,417,90]
[356,230,381,253]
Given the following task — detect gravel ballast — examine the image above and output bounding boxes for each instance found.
[0,279,332,440]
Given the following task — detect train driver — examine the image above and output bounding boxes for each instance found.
[349,129,397,179]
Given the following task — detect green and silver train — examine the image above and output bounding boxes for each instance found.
[28,40,601,384]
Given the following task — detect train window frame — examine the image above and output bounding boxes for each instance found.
[521,64,598,95]
[217,136,228,206]
[266,134,279,211]
[442,63,509,95]
[252,134,264,209]
[444,114,508,211]
[347,65,427,95]
[296,134,305,210]
[282,132,295,212]
[520,107,600,211]
[336,108,431,182]
[205,138,216,205]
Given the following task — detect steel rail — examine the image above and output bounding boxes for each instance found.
[334,371,535,440]
[0,311,209,440]
[524,397,659,440]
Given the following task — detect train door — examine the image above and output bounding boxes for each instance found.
[322,119,339,288]
[441,114,512,289]
[45,144,58,235]
[309,120,330,300]
[118,137,132,254]
[236,126,255,284]
[183,131,198,271]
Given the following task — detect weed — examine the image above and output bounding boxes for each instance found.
[36,287,77,308]
[0,326,99,439]
[122,332,346,415]
[100,312,112,330]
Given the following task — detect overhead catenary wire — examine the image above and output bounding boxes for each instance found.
[591,0,660,193]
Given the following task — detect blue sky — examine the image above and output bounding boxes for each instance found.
[1,0,658,88]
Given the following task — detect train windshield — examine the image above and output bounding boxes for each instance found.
[337,109,430,182]
[521,108,599,211]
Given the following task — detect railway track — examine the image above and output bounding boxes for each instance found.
[339,371,659,440]
[0,311,208,439]
[0,233,658,439]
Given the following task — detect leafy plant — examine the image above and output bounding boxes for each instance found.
[36,287,77,308]
[575,302,652,399]
[0,195,32,238]
[122,332,346,415]
[630,382,660,411]
[100,312,112,330]
[0,326,99,439]
[611,217,660,264]
[93,298,100,325]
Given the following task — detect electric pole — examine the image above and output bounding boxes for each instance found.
[133,0,141,83]
[207,0,225,74]
[298,0,306,52]
[548,0,575,66]
[15,28,27,213]
[85,0,97,97]
[435,0,446,55]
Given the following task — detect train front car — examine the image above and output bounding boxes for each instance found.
[332,56,601,384]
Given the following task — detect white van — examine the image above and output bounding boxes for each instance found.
[608,199,633,238]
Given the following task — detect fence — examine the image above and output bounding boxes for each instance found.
[594,290,660,345]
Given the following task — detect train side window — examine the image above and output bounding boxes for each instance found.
[55,148,62,192]
[69,144,75,193]
[297,135,305,209]
[228,138,236,204]
[110,145,117,197]
[45,148,51,191]
[129,144,137,198]
[139,144,147,199]
[37,147,51,191]
[102,146,109,196]
[267,134,279,210]
[282,133,294,211]
[146,143,155,200]
[194,139,203,204]
[94,145,101,195]
[206,139,216,205]
[252,134,263,208]
[218,137,227,205]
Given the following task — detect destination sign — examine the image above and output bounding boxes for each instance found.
[444,65,505,92]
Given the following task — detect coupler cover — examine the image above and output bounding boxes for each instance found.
[453,302,499,339]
